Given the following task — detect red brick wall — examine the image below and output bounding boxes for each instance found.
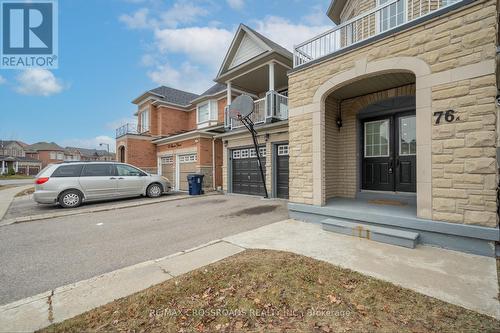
[36,151,64,168]
[217,98,228,125]
[116,137,157,169]
[198,137,213,166]
[187,108,197,130]
[214,139,223,188]
[156,106,197,136]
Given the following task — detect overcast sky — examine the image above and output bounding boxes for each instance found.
[0,0,333,152]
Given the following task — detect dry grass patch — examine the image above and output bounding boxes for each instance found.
[40,250,499,333]
[15,187,34,197]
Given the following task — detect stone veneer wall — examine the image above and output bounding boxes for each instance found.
[325,84,416,200]
[288,0,498,227]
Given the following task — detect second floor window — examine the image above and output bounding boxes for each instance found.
[140,110,150,132]
[197,100,218,124]
[378,0,406,33]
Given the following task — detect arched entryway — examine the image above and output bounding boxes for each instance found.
[311,56,432,219]
[118,146,126,163]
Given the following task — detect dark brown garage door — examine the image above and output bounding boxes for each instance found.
[232,147,266,196]
[276,144,289,199]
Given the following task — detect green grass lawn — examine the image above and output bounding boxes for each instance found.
[40,250,499,332]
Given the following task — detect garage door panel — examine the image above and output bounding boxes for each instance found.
[276,145,289,199]
[232,148,266,196]
[179,162,197,191]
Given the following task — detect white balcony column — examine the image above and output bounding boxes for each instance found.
[1,161,4,174]
[226,81,232,104]
[268,62,275,92]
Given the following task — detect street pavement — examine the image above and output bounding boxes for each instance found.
[0,194,288,305]
[0,179,34,186]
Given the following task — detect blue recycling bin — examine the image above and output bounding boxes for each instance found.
[187,174,204,195]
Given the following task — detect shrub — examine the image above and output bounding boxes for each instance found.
[8,167,15,175]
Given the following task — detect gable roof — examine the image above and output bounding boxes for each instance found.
[327,0,347,24]
[65,147,114,157]
[0,140,28,148]
[216,24,292,80]
[132,86,199,107]
[26,142,64,151]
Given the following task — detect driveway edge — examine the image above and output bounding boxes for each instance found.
[0,239,246,332]
[0,185,33,221]
[0,192,221,227]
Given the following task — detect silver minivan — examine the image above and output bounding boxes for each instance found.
[34,162,172,208]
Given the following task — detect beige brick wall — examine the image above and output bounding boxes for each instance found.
[222,127,289,195]
[431,75,498,226]
[288,0,498,226]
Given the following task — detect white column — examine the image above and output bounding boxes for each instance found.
[226,81,232,104]
[1,161,4,174]
[15,161,18,172]
[268,62,275,92]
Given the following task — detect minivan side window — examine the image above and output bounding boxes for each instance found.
[81,164,115,177]
[52,164,83,177]
[116,164,145,177]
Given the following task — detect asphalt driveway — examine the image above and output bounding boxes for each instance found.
[0,194,288,305]
[3,192,185,220]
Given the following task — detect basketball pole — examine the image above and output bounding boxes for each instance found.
[240,116,269,199]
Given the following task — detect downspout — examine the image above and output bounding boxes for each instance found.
[212,138,216,190]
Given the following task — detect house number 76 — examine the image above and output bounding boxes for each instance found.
[434,110,459,124]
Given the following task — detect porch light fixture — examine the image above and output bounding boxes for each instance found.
[265,133,270,142]
[224,140,228,147]
[336,101,343,130]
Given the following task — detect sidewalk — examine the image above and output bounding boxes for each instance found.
[223,219,500,319]
[0,185,32,220]
[0,240,245,332]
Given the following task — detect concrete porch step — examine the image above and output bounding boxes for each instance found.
[321,218,420,249]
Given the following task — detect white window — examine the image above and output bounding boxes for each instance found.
[378,0,406,33]
[57,152,64,160]
[259,147,267,157]
[197,100,218,124]
[240,149,249,159]
[278,145,289,156]
[364,120,390,158]
[161,156,173,164]
[232,150,241,159]
[179,154,196,163]
[249,148,256,158]
[399,116,416,156]
[50,152,56,159]
[140,110,149,132]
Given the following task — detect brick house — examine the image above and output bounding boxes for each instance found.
[25,142,67,168]
[115,25,292,196]
[285,0,499,256]
[116,85,230,192]
[0,140,42,175]
[64,147,115,161]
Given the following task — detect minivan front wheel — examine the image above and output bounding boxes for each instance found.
[59,190,83,208]
[146,183,163,198]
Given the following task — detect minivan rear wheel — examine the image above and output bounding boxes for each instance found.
[146,183,163,198]
[59,190,83,208]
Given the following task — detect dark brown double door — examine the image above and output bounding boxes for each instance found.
[362,112,416,193]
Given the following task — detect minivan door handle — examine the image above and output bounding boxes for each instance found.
[118,177,124,180]
[109,177,116,180]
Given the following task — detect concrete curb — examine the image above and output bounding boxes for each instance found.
[0,185,33,221]
[0,192,221,227]
[0,239,246,332]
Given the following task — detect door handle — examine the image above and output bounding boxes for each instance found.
[118,177,124,180]
[388,159,393,174]
[109,177,116,180]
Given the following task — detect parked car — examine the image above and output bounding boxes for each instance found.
[33,162,171,208]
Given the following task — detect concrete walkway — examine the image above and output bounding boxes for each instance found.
[0,240,245,332]
[0,185,32,220]
[224,219,500,319]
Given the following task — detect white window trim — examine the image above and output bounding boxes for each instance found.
[161,155,173,164]
[364,119,390,158]
[375,0,407,34]
[277,145,289,156]
[179,154,197,163]
[197,100,218,125]
[139,109,150,133]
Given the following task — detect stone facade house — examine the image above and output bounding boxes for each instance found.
[286,0,499,256]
